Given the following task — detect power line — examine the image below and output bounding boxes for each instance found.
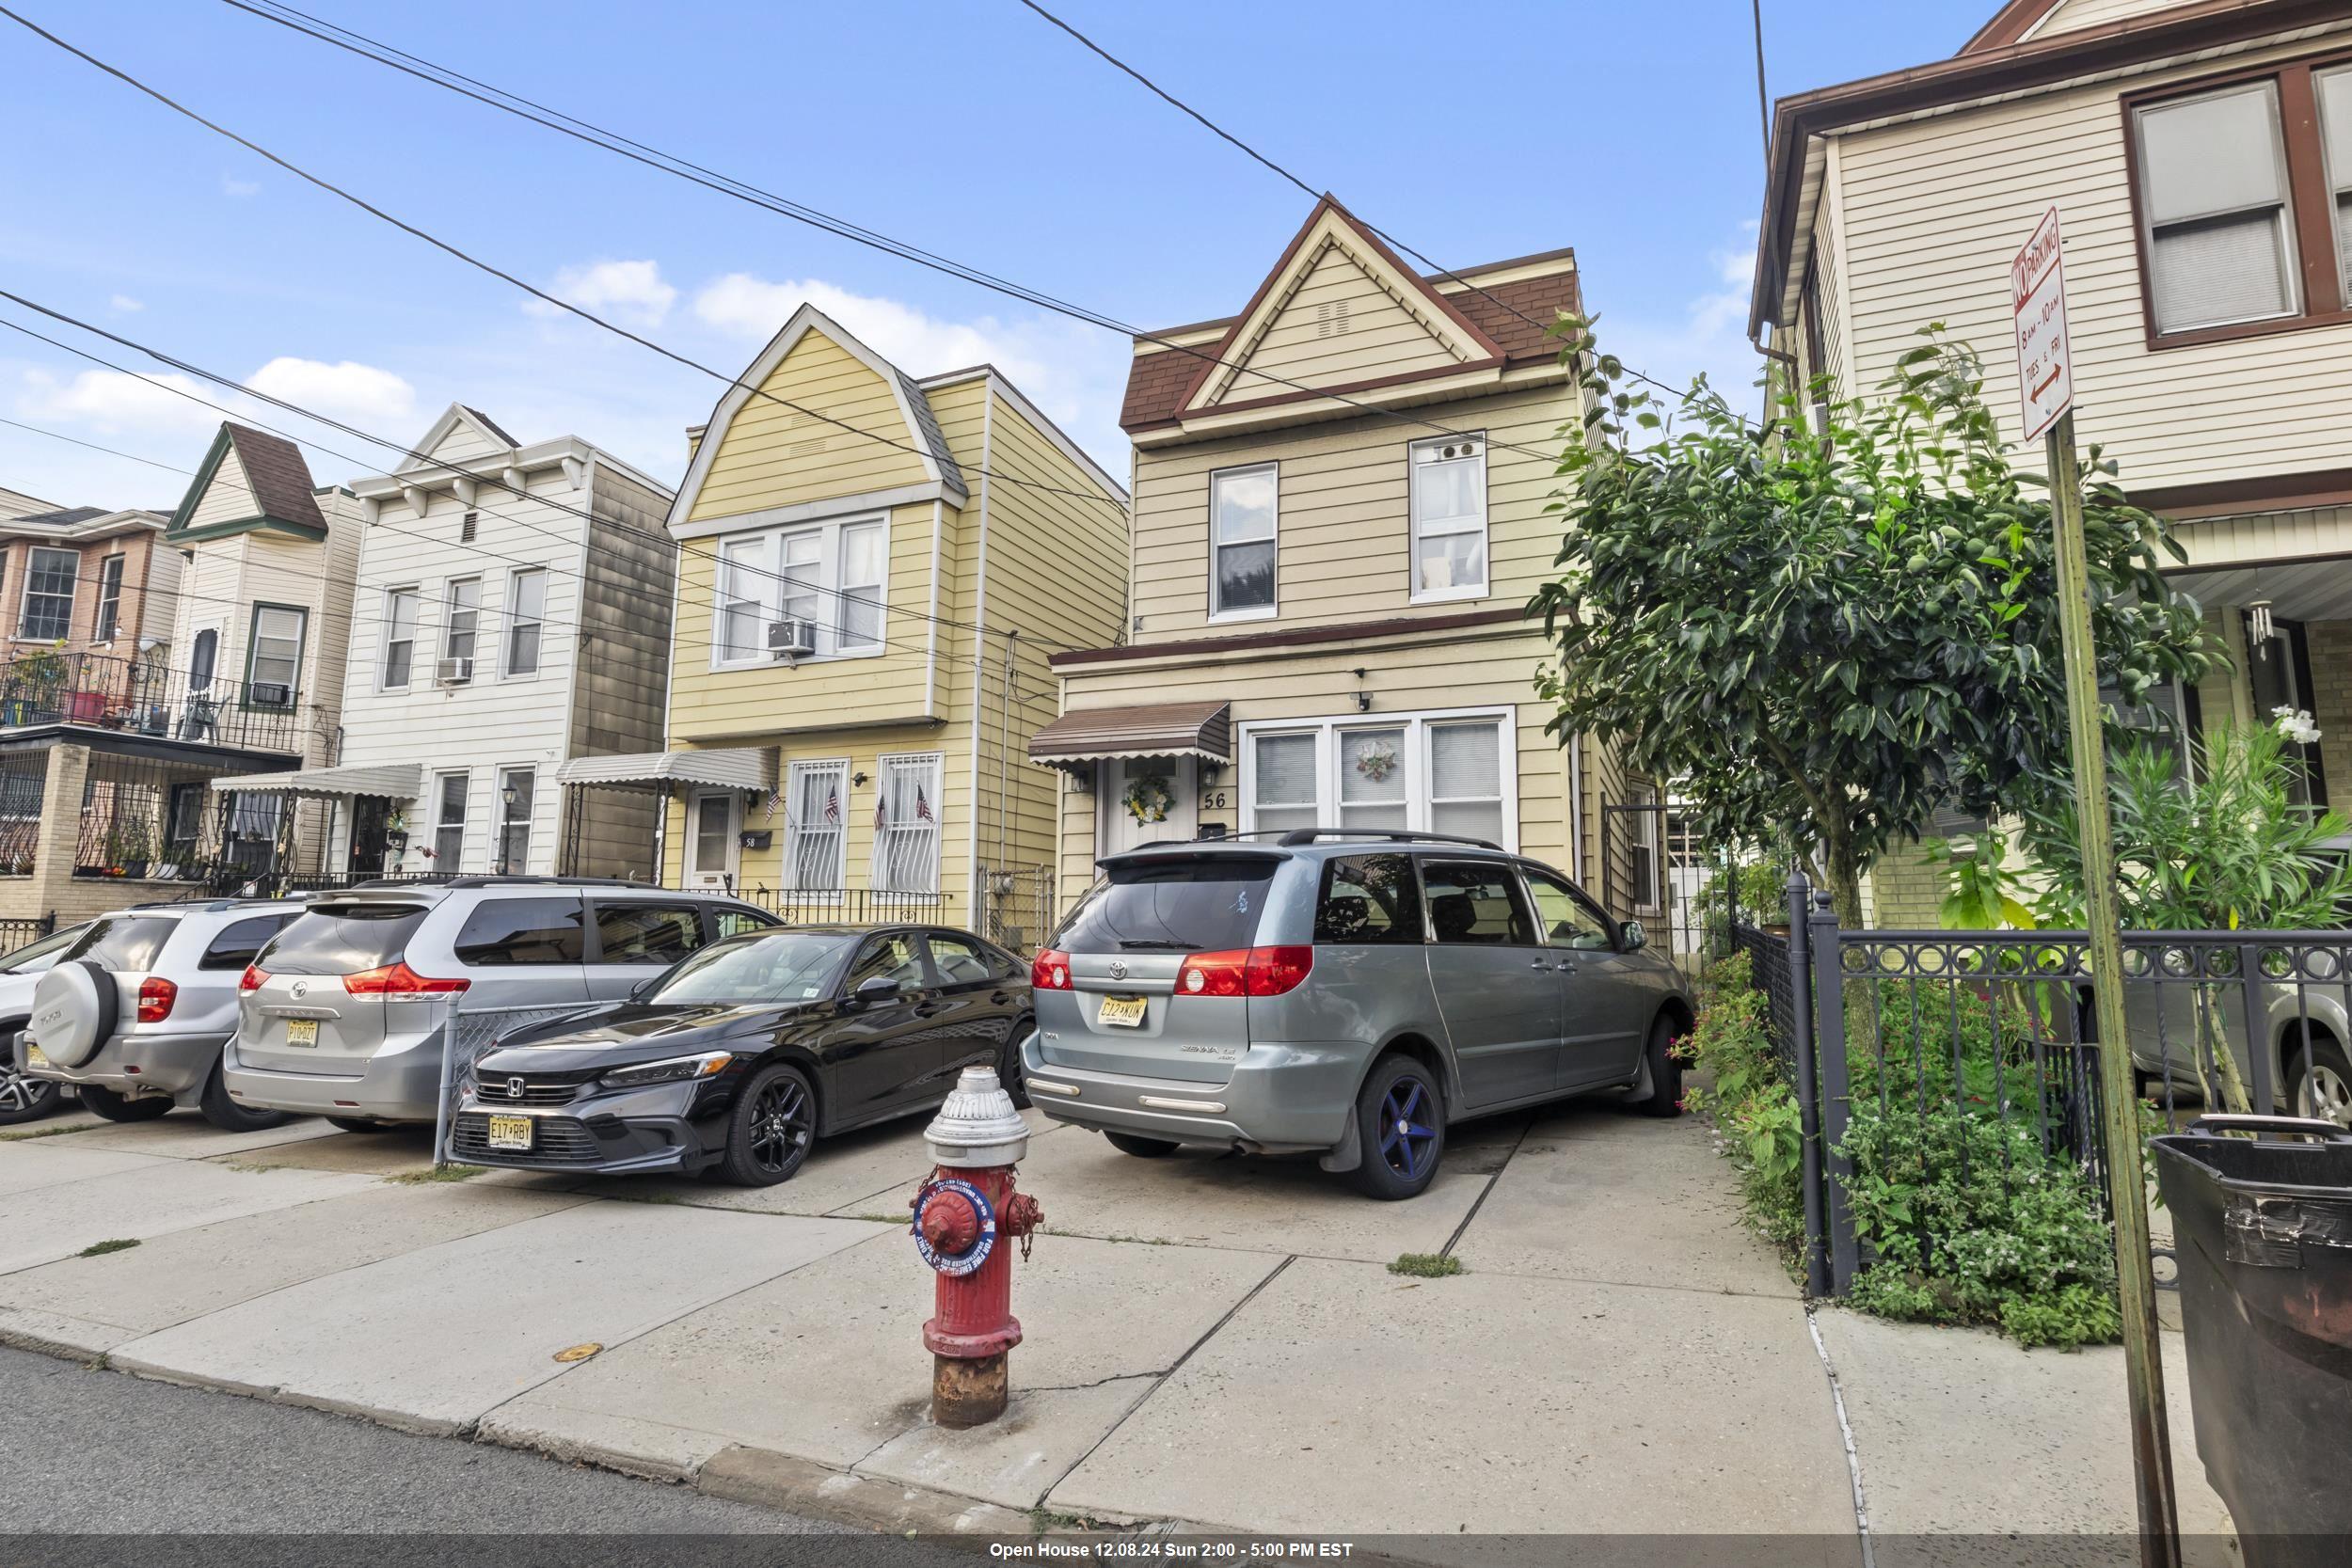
[195,0,1586,465]
[0,416,190,476]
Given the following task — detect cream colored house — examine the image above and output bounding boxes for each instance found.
[596,304,1127,943]
[1752,0,2352,922]
[1032,198,1635,911]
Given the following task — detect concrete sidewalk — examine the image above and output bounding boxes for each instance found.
[0,1100,2228,1551]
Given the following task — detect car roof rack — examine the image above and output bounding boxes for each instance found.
[372,875,646,889]
[1268,829,1505,851]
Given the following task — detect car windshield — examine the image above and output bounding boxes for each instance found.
[65,916,176,972]
[1053,854,1279,953]
[0,923,86,974]
[260,902,432,974]
[645,931,854,1005]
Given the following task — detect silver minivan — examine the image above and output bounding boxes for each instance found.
[222,879,778,1128]
[1022,831,1693,1197]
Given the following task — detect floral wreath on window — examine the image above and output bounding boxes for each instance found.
[1353,741,1400,784]
[1120,771,1173,825]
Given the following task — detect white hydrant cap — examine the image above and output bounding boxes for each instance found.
[924,1065,1030,1167]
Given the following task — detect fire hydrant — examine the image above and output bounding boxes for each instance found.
[910,1065,1042,1428]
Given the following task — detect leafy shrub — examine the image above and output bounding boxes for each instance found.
[1683,953,1806,1275]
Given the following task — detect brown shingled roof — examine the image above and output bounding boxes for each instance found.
[223,424,326,531]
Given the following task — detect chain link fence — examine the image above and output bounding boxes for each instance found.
[432,1000,609,1166]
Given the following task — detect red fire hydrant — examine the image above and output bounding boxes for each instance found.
[911,1065,1042,1428]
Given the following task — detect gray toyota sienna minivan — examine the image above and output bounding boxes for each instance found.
[1021,830,1693,1198]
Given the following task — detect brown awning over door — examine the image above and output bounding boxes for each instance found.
[1027,701,1232,772]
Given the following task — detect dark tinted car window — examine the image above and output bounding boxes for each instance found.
[1054,855,1279,953]
[200,914,296,971]
[1523,868,1614,950]
[260,904,431,974]
[67,916,175,971]
[594,902,701,965]
[1422,861,1535,946]
[927,932,999,986]
[845,933,927,995]
[650,931,852,1005]
[711,905,777,940]
[1314,854,1424,944]
[453,895,586,966]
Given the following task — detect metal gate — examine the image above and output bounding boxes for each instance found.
[976,863,1055,956]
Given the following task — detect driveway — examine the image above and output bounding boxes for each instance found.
[0,1099,2222,1549]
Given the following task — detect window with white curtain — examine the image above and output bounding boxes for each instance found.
[433,771,469,867]
[381,588,418,689]
[784,759,848,890]
[93,555,125,641]
[1408,436,1486,601]
[2134,81,2298,334]
[1209,463,1277,619]
[779,530,821,631]
[1244,711,1513,847]
[245,605,306,707]
[504,568,546,677]
[19,547,75,641]
[871,752,942,893]
[837,522,884,650]
[716,538,769,663]
[442,578,481,665]
[2323,66,2352,298]
[709,514,887,666]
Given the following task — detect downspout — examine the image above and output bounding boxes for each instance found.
[964,387,996,924]
[922,498,944,716]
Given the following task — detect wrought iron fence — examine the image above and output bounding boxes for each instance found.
[0,913,56,954]
[0,752,43,876]
[0,647,321,754]
[734,884,948,926]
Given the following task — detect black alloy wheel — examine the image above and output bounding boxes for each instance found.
[718,1062,818,1187]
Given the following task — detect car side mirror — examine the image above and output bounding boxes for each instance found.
[847,975,900,1006]
[1620,920,1647,952]
[628,976,657,1002]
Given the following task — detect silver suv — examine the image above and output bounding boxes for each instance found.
[1021,832,1693,1198]
[222,878,777,1128]
[18,900,307,1130]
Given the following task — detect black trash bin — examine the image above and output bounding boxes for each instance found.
[2152,1115,2352,1568]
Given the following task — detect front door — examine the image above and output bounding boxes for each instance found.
[348,797,390,877]
[1099,756,1198,856]
[685,791,739,891]
[1420,858,1562,1111]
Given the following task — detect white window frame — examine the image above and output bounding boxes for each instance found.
[2132,79,2302,336]
[494,765,535,874]
[92,553,125,641]
[501,567,547,680]
[1407,435,1489,605]
[1237,705,1518,851]
[18,546,77,641]
[870,751,944,894]
[379,586,419,691]
[2321,64,2352,300]
[782,757,850,892]
[1207,462,1279,624]
[707,510,891,671]
[442,577,482,668]
[432,769,469,869]
[186,622,222,694]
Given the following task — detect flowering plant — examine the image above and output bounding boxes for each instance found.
[1120,772,1172,825]
[2273,705,2323,746]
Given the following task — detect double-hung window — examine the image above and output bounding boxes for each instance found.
[1244,710,1513,848]
[710,515,888,666]
[871,752,942,894]
[778,530,822,633]
[245,605,305,708]
[496,766,534,873]
[19,547,75,641]
[381,588,418,689]
[836,521,884,651]
[1208,463,1277,620]
[93,555,125,641]
[433,771,469,867]
[715,538,771,663]
[504,568,546,677]
[2130,57,2352,341]
[442,578,480,670]
[1408,436,1486,601]
[783,758,848,890]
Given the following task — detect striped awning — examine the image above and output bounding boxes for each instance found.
[208,762,422,801]
[553,748,776,792]
[1028,701,1231,770]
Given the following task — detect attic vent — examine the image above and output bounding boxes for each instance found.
[1315,300,1351,338]
[789,436,829,458]
[459,511,479,543]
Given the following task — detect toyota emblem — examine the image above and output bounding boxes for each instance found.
[505,1076,526,1101]
[290,981,309,999]
[1107,959,1128,981]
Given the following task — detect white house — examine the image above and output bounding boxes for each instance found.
[284,404,679,879]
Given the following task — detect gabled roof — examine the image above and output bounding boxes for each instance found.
[665,303,969,533]
[396,404,521,473]
[1960,0,2189,54]
[0,505,168,543]
[166,422,327,544]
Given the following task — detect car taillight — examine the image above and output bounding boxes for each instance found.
[1031,948,1072,990]
[238,964,267,993]
[343,961,470,996]
[1175,946,1314,998]
[136,975,177,1023]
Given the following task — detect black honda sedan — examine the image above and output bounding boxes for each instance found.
[451,926,1032,1185]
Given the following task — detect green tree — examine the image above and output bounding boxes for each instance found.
[1530,322,2210,924]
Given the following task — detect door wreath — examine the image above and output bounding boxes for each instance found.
[1121,772,1173,825]
[1354,742,1400,784]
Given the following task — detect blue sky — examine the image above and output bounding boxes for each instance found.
[2,0,1993,511]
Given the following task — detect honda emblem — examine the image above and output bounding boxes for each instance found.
[506,1076,526,1101]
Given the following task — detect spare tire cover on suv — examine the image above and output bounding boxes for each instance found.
[27,960,119,1068]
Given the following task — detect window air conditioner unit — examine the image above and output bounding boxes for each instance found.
[247,681,293,707]
[768,619,818,660]
[436,657,474,685]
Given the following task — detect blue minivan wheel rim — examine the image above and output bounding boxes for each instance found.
[1377,1076,1438,1181]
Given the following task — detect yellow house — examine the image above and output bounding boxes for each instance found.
[1031,199,1642,913]
[580,304,1127,946]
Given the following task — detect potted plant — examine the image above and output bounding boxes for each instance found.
[8,641,68,723]
[114,816,153,879]
[384,809,410,851]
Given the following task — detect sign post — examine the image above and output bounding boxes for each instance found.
[2012,204,2181,1567]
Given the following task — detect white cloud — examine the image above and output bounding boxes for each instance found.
[15,367,222,436]
[524,259,677,327]
[222,176,260,198]
[243,356,416,425]
[1597,220,1769,426]
[691,274,1129,469]
[108,294,144,313]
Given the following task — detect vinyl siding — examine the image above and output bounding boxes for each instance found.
[1127,379,1576,640]
[1828,36,2352,490]
[684,328,932,524]
[187,446,259,530]
[1206,238,1468,406]
[2029,0,2184,40]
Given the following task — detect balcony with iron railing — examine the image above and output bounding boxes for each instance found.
[0,646,318,756]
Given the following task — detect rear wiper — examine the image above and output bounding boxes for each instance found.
[1117,939,1200,951]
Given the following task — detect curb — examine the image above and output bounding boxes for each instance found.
[695,1444,1036,1538]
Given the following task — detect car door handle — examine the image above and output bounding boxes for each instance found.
[1528,959,1549,971]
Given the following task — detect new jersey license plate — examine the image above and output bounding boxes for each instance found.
[283,1018,318,1047]
[485,1115,533,1151]
[1097,995,1148,1028]
[24,1043,49,1069]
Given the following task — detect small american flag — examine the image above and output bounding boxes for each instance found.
[914,785,932,822]
[763,787,781,822]
[875,792,889,829]
[823,785,840,825]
